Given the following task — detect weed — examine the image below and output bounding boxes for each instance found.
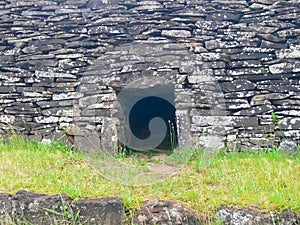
[168,120,178,151]
[44,195,81,225]
[271,112,281,125]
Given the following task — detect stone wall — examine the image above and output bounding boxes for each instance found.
[1,191,299,225]
[0,0,299,151]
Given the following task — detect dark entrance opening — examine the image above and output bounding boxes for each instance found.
[118,85,178,152]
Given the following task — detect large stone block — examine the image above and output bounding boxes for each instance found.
[72,198,125,225]
[0,191,126,225]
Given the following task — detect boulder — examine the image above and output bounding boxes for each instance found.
[72,197,125,225]
[134,199,201,225]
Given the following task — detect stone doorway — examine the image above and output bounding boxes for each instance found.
[116,84,178,152]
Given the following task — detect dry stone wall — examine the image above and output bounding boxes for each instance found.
[0,0,299,151]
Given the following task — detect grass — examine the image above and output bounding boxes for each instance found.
[0,135,300,224]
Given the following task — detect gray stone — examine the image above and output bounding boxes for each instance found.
[74,134,101,153]
[67,124,85,136]
[34,116,59,124]
[18,54,55,61]
[250,0,279,4]
[134,200,201,225]
[273,99,300,107]
[79,94,116,108]
[55,8,91,14]
[231,117,259,127]
[176,110,193,150]
[161,29,192,38]
[221,79,256,92]
[55,53,84,59]
[35,71,76,79]
[198,135,225,150]
[196,52,226,61]
[205,39,239,50]
[88,26,125,35]
[0,86,16,93]
[276,110,300,117]
[195,20,232,30]
[0,191,126,225]
[279,139,299,155]
[215,206,300,225]
[269,62,300,74]
[229,60,262,68]
[23,44,63,54]
[227,67,269,76]
[0,190,72,225]
[192,116,232,126]
[100,118,118,154]
[81,108,112,117]
[4,103,40,115]
[260,40,287,49]
[248,25,279,34]
[188,70,215,83]
[276,45,300,59]
[87,0,120,8]
[52,92,84,101]
[0,194,13,222]
[278,117,300,130]
[133,2,163,11]
[226,99,250,110]
[257,33,285,43]
[234,105,274,116]
[21,10,55,16]
[230,52,273,60]
[0,115,15,124]
[72,197,125,225]
[207,12,241,22]
[251,93,290,106]
[256,85,300,93]
[0,55,15,65]
[249,137,274,148]
[36,100,74,109]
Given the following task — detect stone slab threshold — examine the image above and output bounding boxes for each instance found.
[0,190,299,225]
